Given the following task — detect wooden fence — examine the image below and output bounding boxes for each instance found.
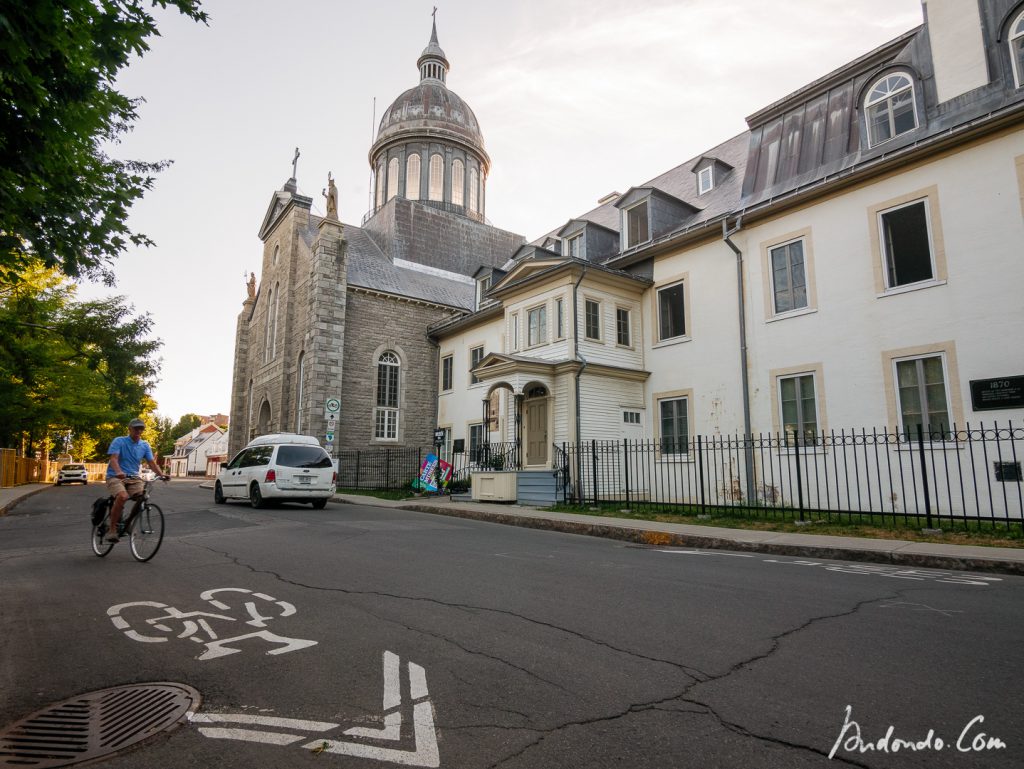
[0,449,107,487]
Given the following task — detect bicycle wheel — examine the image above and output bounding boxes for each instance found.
[129,503,164,562]
[91,516,114,557]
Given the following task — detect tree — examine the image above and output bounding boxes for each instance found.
[0,262,161,453]
[0,0,207,285]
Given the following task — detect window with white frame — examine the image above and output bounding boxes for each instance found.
[406,153,421,200]
[374,351,400,440]
[555,297,565,338]
[584,299,601,340]
[441,354,453,391]
[527,304,547,346]
[470,345,484,384]
[895,354,952,440]
[770,239,808,314]
[1011,12,1024,87]
[879,199,934,288]
[657,281,686,341]
[469,423,485,462]
[698,166,714,195]
[387,157,399,200]
[659,397,688,454]
[625,201,650,248]
[375,162,384,208]
[511,313,519,350]
[436,426,452,461]
[565,233,582,258]
[429,154,443,201]
[778,373,818,445]
[476,274,491,309]
[865,73,917,147]
[452,159,465,207]
[616,307,631,346]
[623,410,641,424]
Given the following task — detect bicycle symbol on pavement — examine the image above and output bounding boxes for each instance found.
[107,587,318,661]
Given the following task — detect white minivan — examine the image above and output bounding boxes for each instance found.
[215,434,336,509]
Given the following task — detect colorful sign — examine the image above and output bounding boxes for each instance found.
[416,454,452,492]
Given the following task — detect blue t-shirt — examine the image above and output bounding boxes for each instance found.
[106,436,155,478]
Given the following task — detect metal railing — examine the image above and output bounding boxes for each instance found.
[557,423,1024,528]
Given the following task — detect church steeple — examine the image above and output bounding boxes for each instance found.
[417,10,449,84]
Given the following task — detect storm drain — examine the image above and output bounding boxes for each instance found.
[0,682,201,768]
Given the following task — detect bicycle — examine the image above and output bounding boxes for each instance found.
[91,476,167,562]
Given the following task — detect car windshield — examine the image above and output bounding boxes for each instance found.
[62,465,84,471]
[276,446,331,469]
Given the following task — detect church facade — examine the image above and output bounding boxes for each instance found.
[227,21,523,458]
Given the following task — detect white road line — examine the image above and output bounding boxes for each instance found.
[409,662,428,701]
[305,703,439,767]
[655,549,754,557]
[344,711,401,740]
[383,650,401,710]
[197,727,306,745]
[190,712,338,730]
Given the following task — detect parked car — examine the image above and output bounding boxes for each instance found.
[140,469,156,481]
[56,464,89,485]
[214,434,336,509]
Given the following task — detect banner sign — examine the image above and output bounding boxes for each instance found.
[416,454,452,492]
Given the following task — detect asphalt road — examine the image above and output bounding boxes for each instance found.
[1,480,1022,769]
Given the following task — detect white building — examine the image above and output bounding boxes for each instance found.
[168,424,228,478]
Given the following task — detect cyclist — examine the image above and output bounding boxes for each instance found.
[105,418,168,542]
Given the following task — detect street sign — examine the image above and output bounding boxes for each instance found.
[326,431,335,443]
[325,397,341,417]
[433,428,445,445]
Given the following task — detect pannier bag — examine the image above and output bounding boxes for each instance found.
[91,497,109,526]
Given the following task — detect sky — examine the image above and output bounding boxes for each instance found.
[83,0,925,422]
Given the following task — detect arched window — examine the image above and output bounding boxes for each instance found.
[270,282,280,360]
[264,287,273,363]
[387,157,399,200]
[429,154,444,201]
[406,153,421,200]
[1010,11,1024,87]
[451,159,464,206]
[864,73,917,147]
[247,379,254,438]
[374,351,400,440]
[272,244,279,264]
[375,161,384,208]
[295,352,305,433]
[469,167,479,213]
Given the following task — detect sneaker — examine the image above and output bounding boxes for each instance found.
[106,532,120,543]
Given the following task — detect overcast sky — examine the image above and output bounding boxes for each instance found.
[84,0,925,423]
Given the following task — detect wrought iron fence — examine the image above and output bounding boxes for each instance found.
[336,441,522,491]
[557,423,1023,527]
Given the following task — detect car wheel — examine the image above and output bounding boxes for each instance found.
[311,498,328,509]
[214,482,226,505]
[249,483,265,509]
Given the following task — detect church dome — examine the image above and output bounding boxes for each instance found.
[373,82,487,160]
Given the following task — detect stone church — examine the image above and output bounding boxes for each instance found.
[227,20,524,458]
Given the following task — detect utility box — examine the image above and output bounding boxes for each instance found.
[471,471,517,502]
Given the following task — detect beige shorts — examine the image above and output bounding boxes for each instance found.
[105,476,144,499]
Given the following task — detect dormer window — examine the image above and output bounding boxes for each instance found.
[864,73,917,147]
[624,201,650,249]
[565,233,582,258]
[476,275,491,309]
[697,166,714,195]
[1010,11,1024,87]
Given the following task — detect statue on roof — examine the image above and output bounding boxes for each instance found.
[246,271,256,299]
[323,172,338,220]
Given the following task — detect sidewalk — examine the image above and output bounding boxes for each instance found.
[10,481,1021,575]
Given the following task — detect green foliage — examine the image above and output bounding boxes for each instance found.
[0,0,207,285]
[0,262,161,453]
[169,413,201,441]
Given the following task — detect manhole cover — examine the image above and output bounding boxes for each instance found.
[0,682,200,768]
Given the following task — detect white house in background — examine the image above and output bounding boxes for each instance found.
[430,0,1024,511]
[168,424,228,477]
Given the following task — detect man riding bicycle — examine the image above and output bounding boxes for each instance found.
[106,418,168,542]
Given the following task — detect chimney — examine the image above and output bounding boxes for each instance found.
[923,0,989,103]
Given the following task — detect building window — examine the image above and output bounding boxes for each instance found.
[566,234,582,258]
[657,281,686,341]
[469,167,479,212]
[470,345,484,384]
[1011,12,1024,87]
[374,351,400,440]
[623,411,641,424]
[527,305,547,346]
[469,423,485,462]
[375,162,384,208]
[697,166,714,195]
[406,153,421,200]
[476,275,491,309]
[865,73,917,147]
[272,244,279,264]
[387,157,399,200]
[616,307,631,346]
[779,374,818,445]
[295,353,305,433]
[555,298,565,339]
[584,299,601,340]
[770,239,808,314]
[659,397,688,455]
[429,154,443,201]
[441,354,453,391]
[452,159,465,207]
[510,313,519,351]
[625,201,650,248]
[895,354,951,440]
[879,200,933,288]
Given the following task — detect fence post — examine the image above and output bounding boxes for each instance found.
[793,430,804,522]
[623,439,630,509]
[917,424,933,528]
[355,451,361,489]
[591,440,599,506]
[697,435,705,516]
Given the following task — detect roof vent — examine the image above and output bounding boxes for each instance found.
[597,191,621,205]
